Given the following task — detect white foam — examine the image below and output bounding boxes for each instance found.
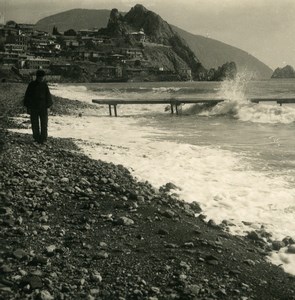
[198,74,295,124]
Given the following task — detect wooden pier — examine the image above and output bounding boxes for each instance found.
[92,99,225,116]
[92,97,295,117]
[250,98,295,106]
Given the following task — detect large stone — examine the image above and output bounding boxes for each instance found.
[287,245,295,254]
[272,240,285,251]
[21,275,43,289]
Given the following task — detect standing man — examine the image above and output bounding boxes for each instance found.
[24,69,53,144]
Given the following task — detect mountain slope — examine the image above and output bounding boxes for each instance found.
[35,8,273,79]
[172,26,273,79]
[35,9,112,32]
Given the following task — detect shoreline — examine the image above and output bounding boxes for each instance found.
[1,83,295,299]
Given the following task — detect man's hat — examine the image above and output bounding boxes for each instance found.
[36,69,46,77]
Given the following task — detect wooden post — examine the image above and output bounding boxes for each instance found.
[114,104,118,117]
[109,105,112,116]
[175,104,179,115]
[171,104,174,114]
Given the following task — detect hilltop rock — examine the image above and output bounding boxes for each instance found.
[99,4,205,80]
[124,4,175,43]
[271,65,295,78]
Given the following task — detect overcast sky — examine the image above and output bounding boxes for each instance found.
[1,0,295,69]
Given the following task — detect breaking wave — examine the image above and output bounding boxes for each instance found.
[187,73,295,124]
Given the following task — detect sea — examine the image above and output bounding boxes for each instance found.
[14,74,295,274]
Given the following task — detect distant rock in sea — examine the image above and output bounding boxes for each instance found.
[271,65,295,78]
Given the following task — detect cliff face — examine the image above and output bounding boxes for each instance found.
[101,5,205,80]
[124,4,175,43]
[271,65,295,78]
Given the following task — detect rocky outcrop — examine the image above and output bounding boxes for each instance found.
[124,4,175,43]
[207,62,237,81]
[271,65,295,78]
[100,4,205,80]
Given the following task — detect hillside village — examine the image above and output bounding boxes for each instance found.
[0,21,157,82]
[0,5,238,83]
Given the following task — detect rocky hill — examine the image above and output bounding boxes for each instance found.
[98,5,205,80]
[271,65,295,78]
[35,6,273,79]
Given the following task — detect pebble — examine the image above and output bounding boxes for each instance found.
[151,287,160,294]
[90,288,100,295]
[157,229,169,235]
[95,250,109,259]
[91,271,102,282]
[61,177,70,183]
[13,248,27,260]
[185,284,201,295]
[117,216,134,226]
[41,225,50,231]
[243,259,255,266]
[162,209,175,218]
[0,264,13,273]
[38,290,54,300]
[31,255,48,266]
[46,245,57,255]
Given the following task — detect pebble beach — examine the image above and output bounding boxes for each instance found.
[1,83,295,300]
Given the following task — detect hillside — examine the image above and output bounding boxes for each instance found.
[35,9,112,33]
[35,7,273,79]
[172,26,273,79]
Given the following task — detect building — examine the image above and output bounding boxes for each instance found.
[4,43,27,53]
[129,28,146,42]
[24,58,51,69]
[96,65,123,79]
[121,48,143,59]
[18,24,34,34]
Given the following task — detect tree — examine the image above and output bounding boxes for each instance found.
[6,20,17,27]
[64,29,77,36]
[52,26,61,35]
[0,38,5,51]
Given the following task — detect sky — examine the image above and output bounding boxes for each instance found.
[1,0,295,69]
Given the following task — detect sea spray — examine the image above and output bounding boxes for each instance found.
[193,73,295,124]
[197,72,252,117]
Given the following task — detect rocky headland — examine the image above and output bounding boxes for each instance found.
[271,65,295,79]
[1,83,295,300]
